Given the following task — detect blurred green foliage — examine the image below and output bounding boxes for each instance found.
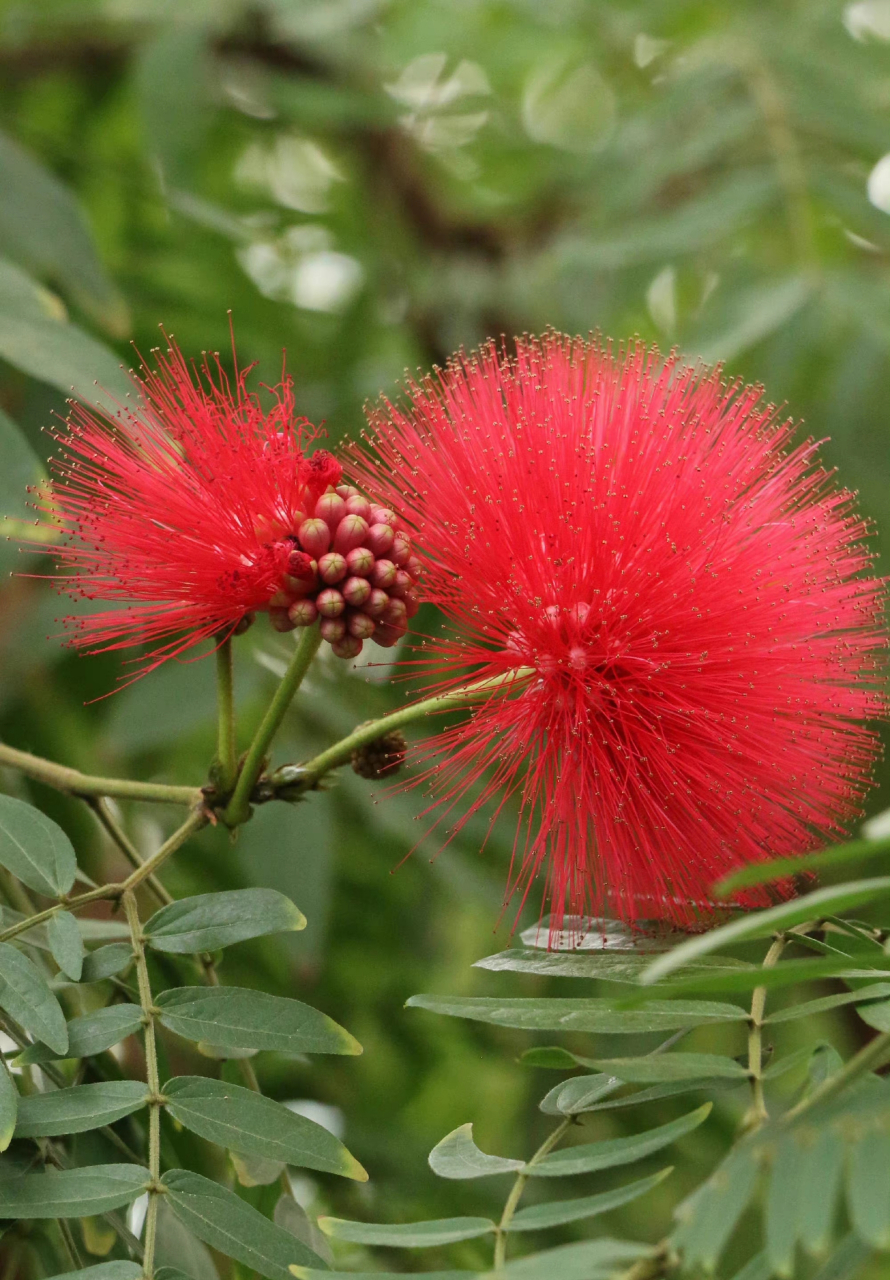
[1,0,889,1275]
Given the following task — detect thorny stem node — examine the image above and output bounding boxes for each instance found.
[743,933,787,1130]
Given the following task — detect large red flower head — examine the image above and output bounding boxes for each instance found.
[38,340,420,675]
[354,334,888,929]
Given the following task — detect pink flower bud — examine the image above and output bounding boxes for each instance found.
[406,556,423,578]
[316,588,345,618]
[284,573,316,597]
[318,551,347,584]
[342,576,371,608]
[233,612,256,635]
[345,495,372,522]
[365,522,395,556]
[269,606,297,632]
[347,610,375,639]
[345,546,374,578]
[268,589,291,608]
[315,491,347,531]
[373,622,404,648]
[336,484,361,500]
[288,599,318,627]
[371,559,397,589]
[364,588,389,618]
[389,569,412,598]
[382,597,407,627]
[403,591,420,618]
[298,518,331,558]
[333,514,369,554]
[331,635,363,659]
[320,617,346,642]
[391,530,412,565]
[370,506,397,528]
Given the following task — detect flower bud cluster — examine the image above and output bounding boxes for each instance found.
[258,484,421,659]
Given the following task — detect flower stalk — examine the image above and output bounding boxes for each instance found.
[215,636,238,795]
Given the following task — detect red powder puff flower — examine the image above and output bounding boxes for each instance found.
[36,339,420,677]
[354,334,888,929]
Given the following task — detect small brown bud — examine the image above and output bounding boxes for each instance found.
[351,729,407,779]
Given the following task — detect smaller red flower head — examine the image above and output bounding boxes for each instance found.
[36,339,420,676]
[353,334,889,931]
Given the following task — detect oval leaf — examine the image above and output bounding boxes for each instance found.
[48,910,85,982]
[81,943,134,983]
[428,1123,525,1180]
[0,1163,147,1217]
[0,794,77,897]
[480,1239,651,1279]
[529,1103,713,1178]
[161,1169,324,1279]
[163,1076,366,1180]
[319,1216,495,1247]
[0,941,68,1053]
[156,987,360,1057]
[145,889,305,954]
[406,994,747,1034]
[14,1080,147,1137]
[0,1058,17,1151]
[509,1168,672,1231]
[14,1003,143,1065]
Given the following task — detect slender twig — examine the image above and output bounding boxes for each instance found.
[0,741,200,806]
[124,891,163,1278]
[223,627,323,825]
[87,798,174,907]
[282,666,535,801]
[0,809,206,945]
[215,637,237,794]
[493,1118,571,1271]
[743,933,787,1129]
[58,1217,85,1271]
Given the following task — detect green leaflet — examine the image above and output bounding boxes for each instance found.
[428,1123,525,1179]
[81,943,134,983]
[0,941,68,1054]
[163,1076,367,1180]
[161,1169,325,1279]
[47,910,85,982]
[673,1145,760,1272]
[509,1168,673,1231]
[528,1104,712,1178]
[589,1053,749,1083]
[478,1238,652,1279]
[144,889,306,954]
[0,793,77,897]
[406,994,748,1033]
[642,878,890,983]
[0,1163,147,1217]
[14,1080,147,1137]
[319,1215,496,1246]
[156,986,361,1057]
[473,948,753,983]
[14,1003,143,1065]
[44,1266,142,1280]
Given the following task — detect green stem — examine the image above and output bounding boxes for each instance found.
[215,637,237,794]
[124,891,163,1279]
[493,1118,570,1271]
[223,627,324,826]
[0,809,206,945]
[0,741,200,806]
[87,798,174,907]
[291,666,534,798]
[785,1028,890,1123]
[743,933,787,1129]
